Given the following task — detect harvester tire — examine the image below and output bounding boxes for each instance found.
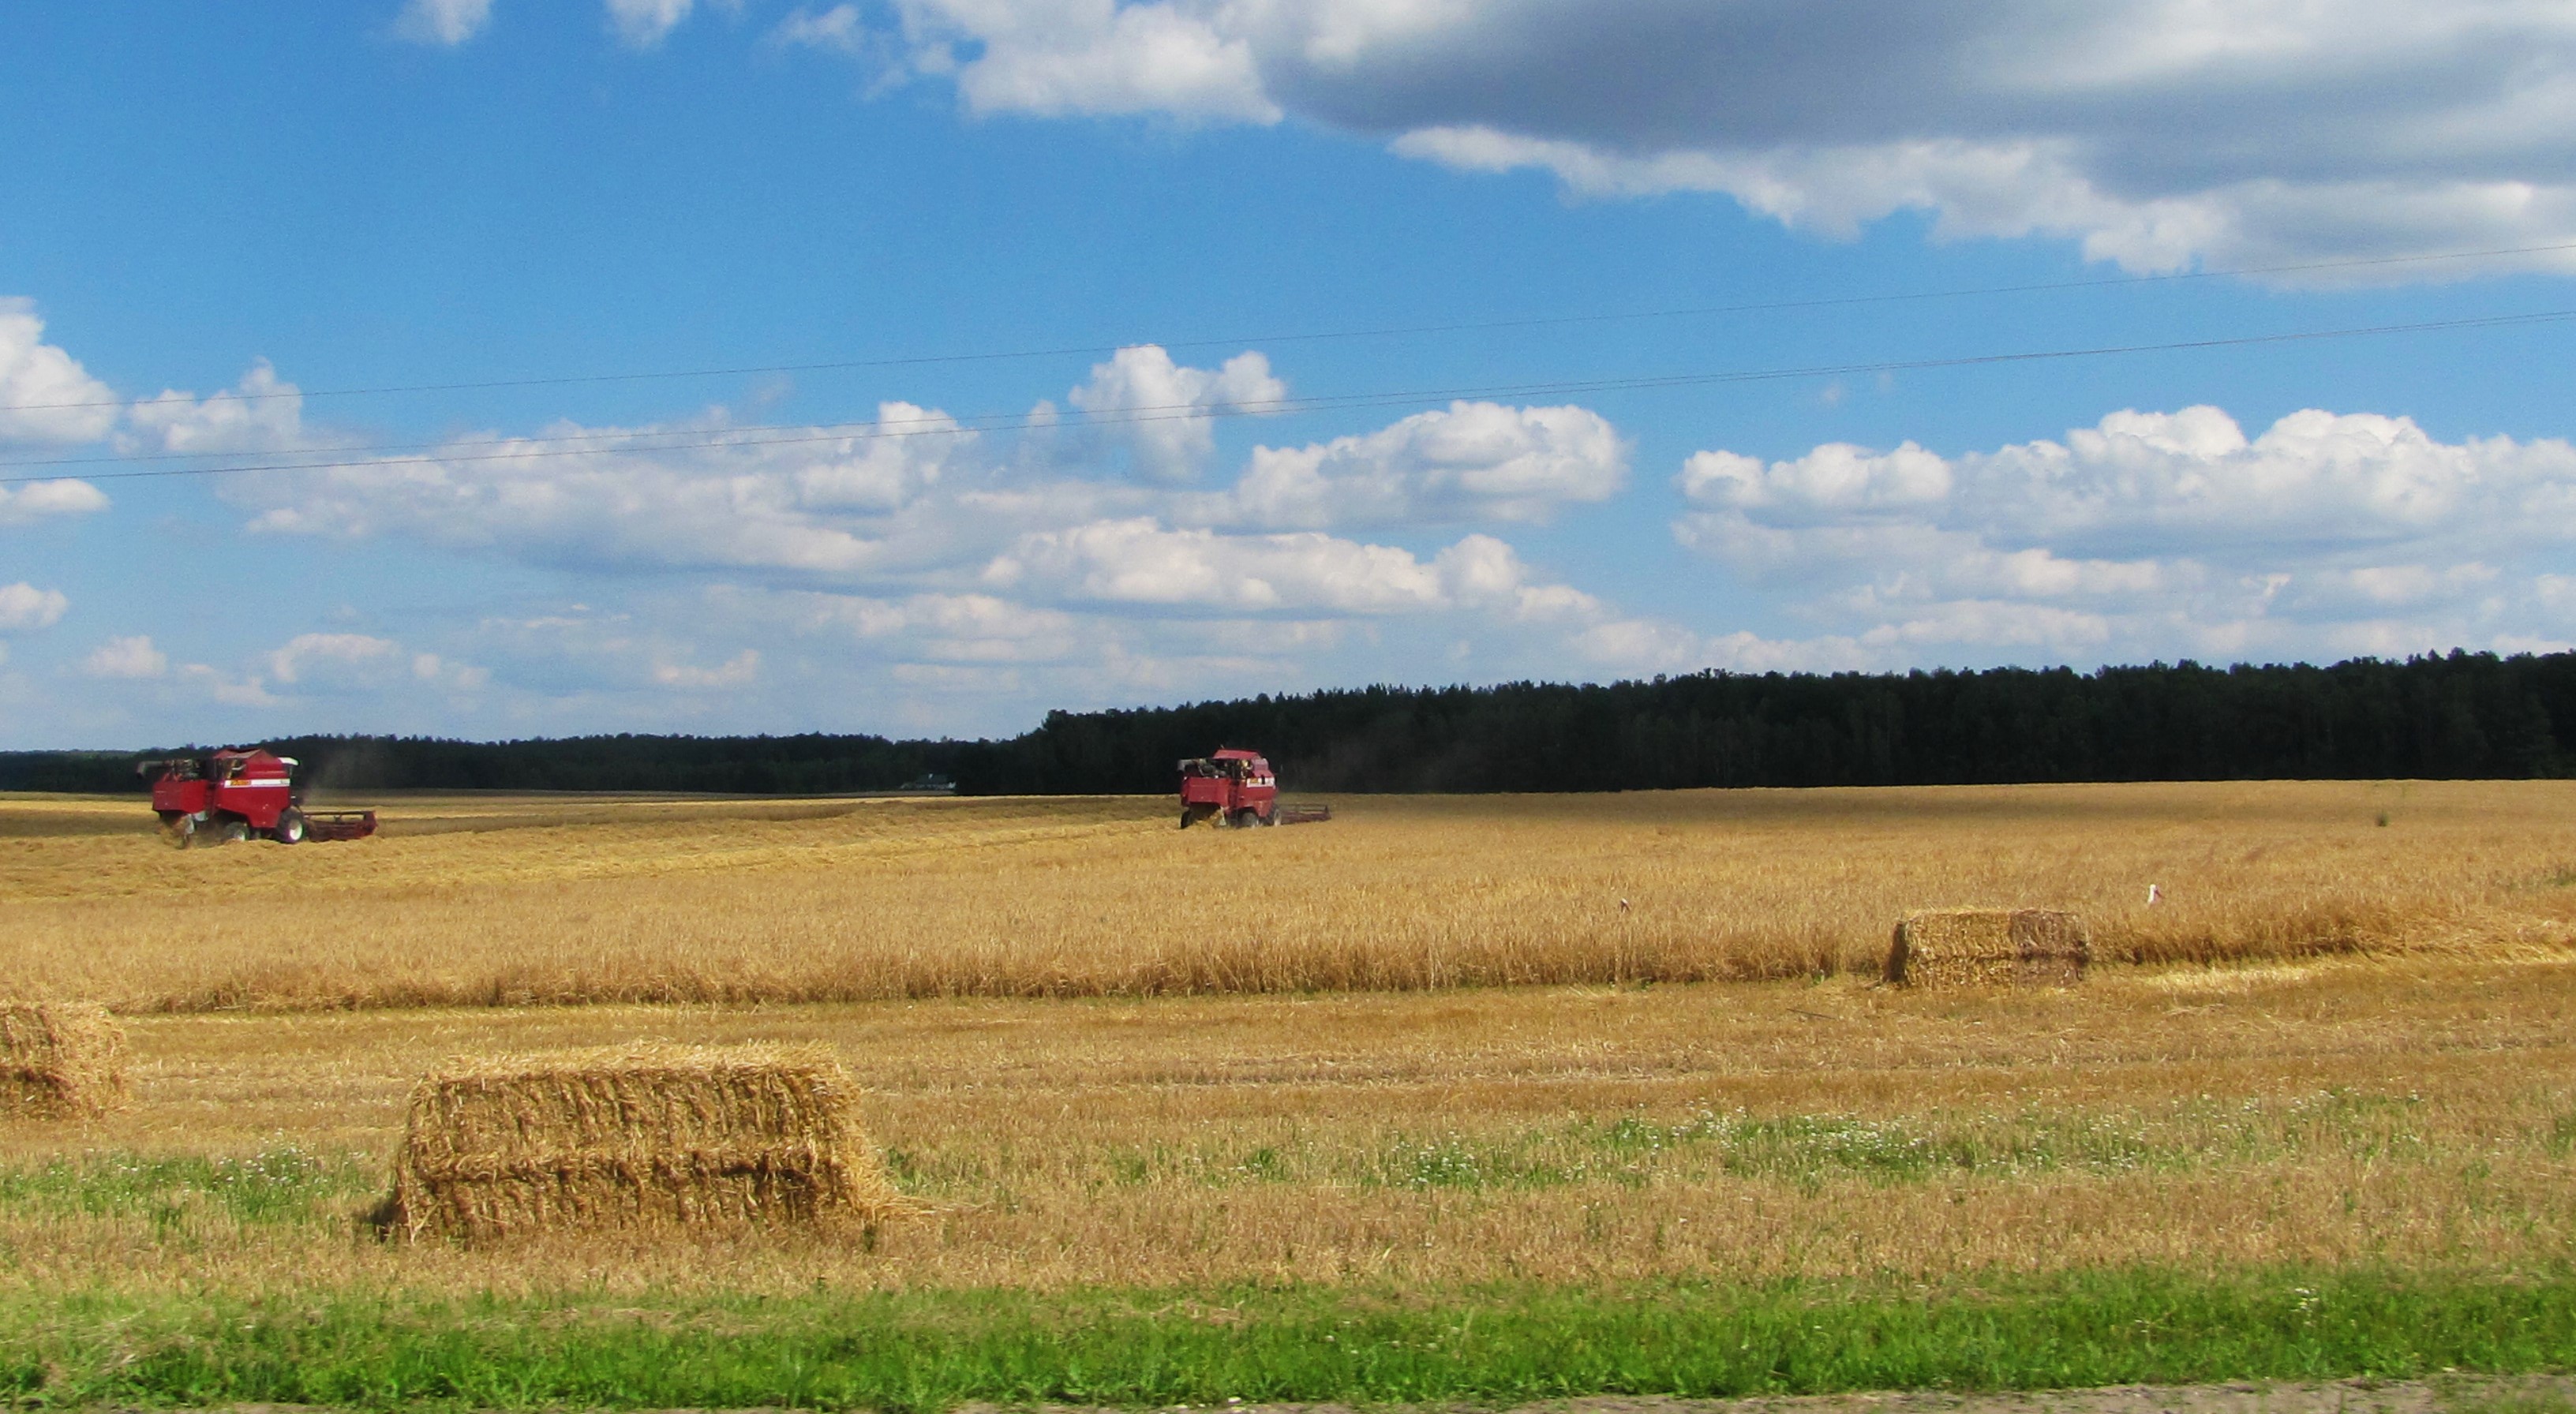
[274,808,306,845]
[166,813,196,849]
[218,819,249,846]
[1178,808,1194,829]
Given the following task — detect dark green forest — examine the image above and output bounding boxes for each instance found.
[8,650,2574,797]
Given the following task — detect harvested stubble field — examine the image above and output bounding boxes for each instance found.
[2,952,2571,1296]
[2,781,2574,1405]
[5,780,2575,1012]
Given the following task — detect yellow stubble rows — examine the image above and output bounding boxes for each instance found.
[0,781,2570,1297]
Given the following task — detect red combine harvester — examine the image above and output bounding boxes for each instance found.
[140,748,377,847]
[1177,747,1331,829]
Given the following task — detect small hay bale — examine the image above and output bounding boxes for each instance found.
[0,1002,129,1118]
[1885,908,2089,988]
[380,1042,907,1243]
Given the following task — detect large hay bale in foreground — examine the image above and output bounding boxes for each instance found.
[381,1042,906,1243]
[0,1002,128,1117]
[1885,908,2089,988]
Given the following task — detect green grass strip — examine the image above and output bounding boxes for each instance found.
[12,1265,2574,1411]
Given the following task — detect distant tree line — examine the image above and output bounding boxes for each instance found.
[9,650,2575,796]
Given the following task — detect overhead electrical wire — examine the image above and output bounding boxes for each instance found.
[6,305,2573,488]
[6,238,2576,415]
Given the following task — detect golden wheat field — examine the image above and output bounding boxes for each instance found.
[0,956,2567,1296]
[6,780,2575,1012]
[0,780,2570,1301]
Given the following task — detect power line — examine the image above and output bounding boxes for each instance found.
[8,305,2570,488]
[10,238,2576,415]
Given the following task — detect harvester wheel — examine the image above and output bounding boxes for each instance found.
[1257,810,1277,827]
[165,813,196,849]
[218,819,249,846]
[1178,808,1194,829]
[274,808,306,844]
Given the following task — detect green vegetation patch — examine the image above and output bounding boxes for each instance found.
[0,1148,375,1229]
[1139,1091,2442,1197]
[12,1264,2575,1411]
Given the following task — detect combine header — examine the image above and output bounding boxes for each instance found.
[140,748,377,847]
[1177,748,1331,829]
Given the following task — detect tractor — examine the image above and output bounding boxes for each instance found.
[1177,747,1330,829]
[140,748,376,847]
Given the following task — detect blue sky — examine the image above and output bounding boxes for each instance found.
[6,2,2576,746]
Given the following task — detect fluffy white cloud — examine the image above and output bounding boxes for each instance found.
[861,0,1277,122]
[654,649,759,689]
[396,0,493,45]
[987,518,1440,612]
[773,5,867,54]
[1677,405,2576,663]
[81,635,167,679]
[1679,440,1952,523]
[814,2,2576,275]
[133,630,492,707]
[268,632,402,686]
[769,589,1088,662]
[0,479,109,526]
[1220,401,1626,529]
[122,360,306,454]
[203,342,1692,722]
[1067,345,1286,482]
[172,662,279,709]
[242,402,976,574]
[981,518,1602,623]
[0,583,68,634]
[0,299,116,444]
[225,361,1640,615]
[606,0,694,47]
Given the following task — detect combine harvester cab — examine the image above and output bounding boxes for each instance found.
[1176,747,1330,829]
[141,748,378,847]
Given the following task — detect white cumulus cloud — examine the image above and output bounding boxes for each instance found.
[81,635,168,679]
[241,402,976,575]
[607,0,694,47]
[1222,401,1627,529]
[981,518,1604,623]
[1676,405,2576,664]
[0,299,116,444]
[122,360,307,454]
[0,582,68,634]
[0,479,109,526]
[395,0,494,45]
[890,0,1277,122]
[1067,346,1286,483]
[654,649,759,689]
[803,2,2576,275]
[268,632,403,686]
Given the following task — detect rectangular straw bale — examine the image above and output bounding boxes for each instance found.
[381,1042,906,1243]
[1885,908,2089,988]
[0,1002,128,1118]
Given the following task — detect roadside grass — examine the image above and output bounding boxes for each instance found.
[14,1265,2576,1411]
